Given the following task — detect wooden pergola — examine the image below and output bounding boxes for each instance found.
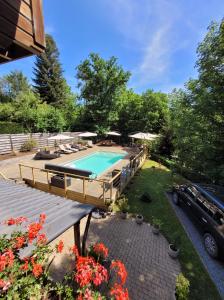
[0,0,45,64]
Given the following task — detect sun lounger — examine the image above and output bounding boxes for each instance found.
[34,151,60,160]
[72,144,87,151]
[64,144,79,152]
[58,144,73,154]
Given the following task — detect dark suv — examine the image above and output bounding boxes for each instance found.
[172,183,224,259]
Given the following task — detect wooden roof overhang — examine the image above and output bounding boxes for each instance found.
[0,0,45,64]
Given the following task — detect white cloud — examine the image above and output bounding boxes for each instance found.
[98,0,185,88]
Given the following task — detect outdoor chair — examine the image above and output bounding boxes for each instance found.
[58,144,73,154]
[87,140,93,148]
[64,144,79,152]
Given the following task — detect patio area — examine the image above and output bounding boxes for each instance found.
[50,214,180,300]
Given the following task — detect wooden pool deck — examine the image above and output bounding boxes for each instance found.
[1,146,145,207]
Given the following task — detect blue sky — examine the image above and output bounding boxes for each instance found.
[1,0,224,93]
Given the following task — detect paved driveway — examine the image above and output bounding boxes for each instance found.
[166,192,224,299]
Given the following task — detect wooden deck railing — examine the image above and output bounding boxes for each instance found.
[19,149,147,205]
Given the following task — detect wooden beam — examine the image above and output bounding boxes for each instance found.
[74,222,81,254]
[0,32,12,49]
[0,0,33,35]
[31,0,45,47]
[5,0,32,20]
[82,213,92,256]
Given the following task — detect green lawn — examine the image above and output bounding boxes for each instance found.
[122,160,221,300]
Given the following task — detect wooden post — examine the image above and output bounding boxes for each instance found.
[83,178,86,198]
[82,213,92,256]
[74,222,81,254]
[9,134,14,153]
[103,182,105,203]
[32,167,35,184]
[64,174,67,198]
[19,164,22,179]
[46,171,50,190]
[110,182,113,201]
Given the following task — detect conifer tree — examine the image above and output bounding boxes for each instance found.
[33,34,66,106]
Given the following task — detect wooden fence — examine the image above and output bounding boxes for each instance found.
[0,132,82,155]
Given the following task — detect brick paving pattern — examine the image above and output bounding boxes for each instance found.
[50,214,180,300]
[87,215,180,300]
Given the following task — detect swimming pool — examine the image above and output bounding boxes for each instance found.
[64,151,127,176]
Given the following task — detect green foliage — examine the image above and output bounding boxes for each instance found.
[0,121,24,134]
[170,20,224,184]
[175,273,190,300]
[117,89,169,138]
[117,195,130,212]
[76,53,131,133]
[33,34,68,107]
[152,216,163,228]
[20,139,37,152]
[0,71,30,102]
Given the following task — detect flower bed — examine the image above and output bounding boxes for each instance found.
[0,214,129,299]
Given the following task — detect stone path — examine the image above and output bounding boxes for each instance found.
[166,192,224,299]
[51,215,180,300]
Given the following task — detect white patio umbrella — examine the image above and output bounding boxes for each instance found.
[128,132,159,141]
[106,131,121,136]
[47,134,74,149]
[78,132,97,137]
[48,134,74,141]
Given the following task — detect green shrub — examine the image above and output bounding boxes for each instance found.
[175,273,190,300]
[140,192,152,203]
[0,121,25,134]
[20,139,37,152]
[117,195,129,212]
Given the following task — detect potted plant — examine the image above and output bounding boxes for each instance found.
[152,217,163,234]
[118,196,129,219]
[135,214,144,224]
[168,236,181,259]
[175,273,190,299]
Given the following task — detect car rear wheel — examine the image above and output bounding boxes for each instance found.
[172,192,180,205]
[203,233,219,258]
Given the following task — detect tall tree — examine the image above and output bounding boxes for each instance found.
[0,71,30,102]
[76,53,131,133]
[170,20,224,183]
[33,34,67,106]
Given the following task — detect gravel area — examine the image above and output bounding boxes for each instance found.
[166,192,224,299]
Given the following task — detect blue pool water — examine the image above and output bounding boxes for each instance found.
[64,151,126,176]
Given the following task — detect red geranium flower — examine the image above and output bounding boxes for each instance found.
[5,216,28,226]
[111,260,128,285]
[28,222,42,243]
[37,233,47,245]
[110,283,129,300]
[56,240,64,253]
[32,263,43,278]
[93,243,109,259]
[20,258,29,271]
[14,236,26,249]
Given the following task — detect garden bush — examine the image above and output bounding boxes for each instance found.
[175,273,190,300]
[20,139,38,152]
